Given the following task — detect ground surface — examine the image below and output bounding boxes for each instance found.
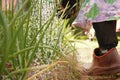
[27,40,120,80]
[75,40,120,63]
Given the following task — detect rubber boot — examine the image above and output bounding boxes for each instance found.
[86,48,120,76]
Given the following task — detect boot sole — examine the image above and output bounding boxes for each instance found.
[87,65,120,76]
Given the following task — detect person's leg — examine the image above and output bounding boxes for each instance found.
[93,20,118,55]
[85,20,120,76]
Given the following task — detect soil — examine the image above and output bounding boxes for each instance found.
[27,40,120,80]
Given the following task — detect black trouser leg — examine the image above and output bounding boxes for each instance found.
[92,20,118,50]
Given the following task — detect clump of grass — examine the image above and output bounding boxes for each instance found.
[0,0,81,80]
[27,54,82,80]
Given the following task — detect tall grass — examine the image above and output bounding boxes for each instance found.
[0,0,78,79]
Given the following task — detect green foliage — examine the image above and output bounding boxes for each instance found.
[0,0,77,79]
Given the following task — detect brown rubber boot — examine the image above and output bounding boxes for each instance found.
[86,48,120,76]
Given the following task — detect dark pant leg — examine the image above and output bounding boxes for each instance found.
[92,20,118,50]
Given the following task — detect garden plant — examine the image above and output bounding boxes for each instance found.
[0,0,82,80]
